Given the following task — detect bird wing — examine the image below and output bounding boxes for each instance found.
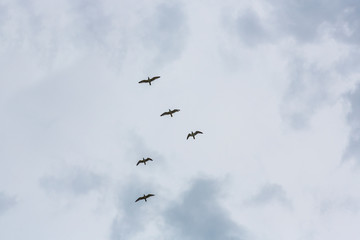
[194,131,203,135]
[135,196,143,202]
[160,111,169,116]
[146,194,155,198]
[187,133,191,139]
[145,158,153,161]
[150,76,160,81]
[136,160,143,166]
[138,80,149,83]
[170,109,180,114]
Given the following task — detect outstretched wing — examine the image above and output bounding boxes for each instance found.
[186,133,191,140]
[150,76,160,81]
[146,194,155,198]
[136,160,141,166]
[173,109,180,113]
[138,80,149,84]
[145,158,153,161]
[160,111,169,116]
[135,196,143,202]
[194,131,203,135]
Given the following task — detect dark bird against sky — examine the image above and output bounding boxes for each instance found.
[136,157,153,166]
[138,76,160,85]
[187,131,203,140]
[160,109,180,117]
[135,194,155,202]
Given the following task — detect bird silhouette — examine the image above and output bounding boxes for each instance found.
[136,157,153,166]
[187,131,203,139]
[138,76,160,85]
[160,109,180,117]
[135,194,155,202]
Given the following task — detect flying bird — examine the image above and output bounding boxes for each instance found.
[138,76,160,85]
[187,131,203,140]
[135,194,155,202]
[136,157,153,166]
[160,109,180,117]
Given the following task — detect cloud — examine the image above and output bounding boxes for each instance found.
[272,0,360,43]
[110,178,247,240]
[244,183,291,207]
[39,167,105,195]
[319,197,359,214]
[280,58,332,129]
[110,177,159,240]
[68,0,111,46]
[0,0,188,71]
[343,84,360,163]
[224,0,360,46]
[140,2,188,65]
[234,9,269,46]
[279,40,355,129]
[164,178,247,240]
[0,192,16,215]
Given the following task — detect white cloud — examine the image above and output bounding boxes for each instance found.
[1,0,360,239]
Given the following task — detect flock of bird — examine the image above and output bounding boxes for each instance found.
[134,75,203,203]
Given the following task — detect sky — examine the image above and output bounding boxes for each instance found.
[0,0,360,239]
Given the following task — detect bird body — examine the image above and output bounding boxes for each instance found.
[138,76,160,85]
[135,194,155,202]
[160,109,180,117]
[136,157,153,166]
[187,131,203,139]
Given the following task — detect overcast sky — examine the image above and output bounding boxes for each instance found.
[1,0,360,239]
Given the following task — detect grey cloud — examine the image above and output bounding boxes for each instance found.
[164,178,247,240]
[245,183,291,207]
[111,178,247,240]
[272,0,333,41]
[39,167,105,195]
[69,0,112,46]
[0,192,16,215]
[319,197,359,214]
[343,84,360,163]
[235,9,269,46]
[224,0,360,46]
[280,58,333,129]
[0,0,124,65]
[141,2,188,64]
[0,0,188,72]
[272,0,360,43]
[0,4,8,30]
[110,177,159,240]
[259,1,360,129]
[126,131,166,166]
[335,5,360,44]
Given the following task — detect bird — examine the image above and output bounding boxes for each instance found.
[138,76,160,85]
[187,131,203,139]
[136,157,153,166]
[135,194,155,202]
[160,109,180,117]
